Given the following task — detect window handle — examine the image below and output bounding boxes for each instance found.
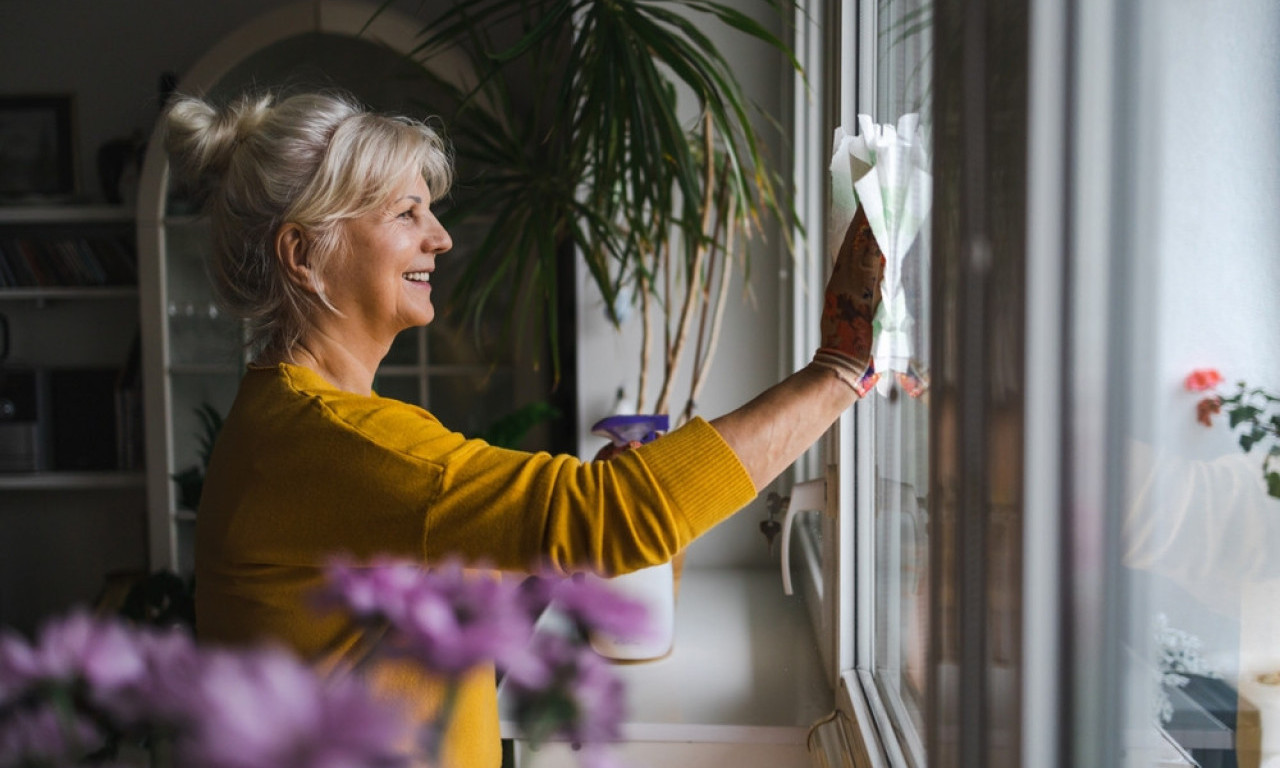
[781,478,826,595]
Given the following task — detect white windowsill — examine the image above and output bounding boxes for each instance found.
[499,567,833,745]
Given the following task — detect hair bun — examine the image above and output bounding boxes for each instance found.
[163,93,274,199]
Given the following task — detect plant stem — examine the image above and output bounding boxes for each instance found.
[637,267,652,414]
[423,680,461,767]
[654,114,717,416]
[685,206,736,426]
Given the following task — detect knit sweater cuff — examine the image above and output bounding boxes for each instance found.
[638,417,757,540]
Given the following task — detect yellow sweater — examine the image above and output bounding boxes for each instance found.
[195,363,756,767]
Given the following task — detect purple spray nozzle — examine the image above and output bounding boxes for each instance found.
[590,414,670,446]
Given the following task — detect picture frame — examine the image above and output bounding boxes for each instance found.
[0,95,76,201]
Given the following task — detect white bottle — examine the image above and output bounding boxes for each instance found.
[588,408,676,661]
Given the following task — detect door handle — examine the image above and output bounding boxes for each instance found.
[781,478,826,595]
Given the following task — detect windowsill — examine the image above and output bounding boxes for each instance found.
[499,567,833,745]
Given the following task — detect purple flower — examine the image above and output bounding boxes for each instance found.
[542,576,651,640]
[0,703,105,766]
[566,648,626,745]
[505,633,627,756]
[321,557,537,679]
[0,610,148,698]
[176,645,412,768]
[118,625,207,729]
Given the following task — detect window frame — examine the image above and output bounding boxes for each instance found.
[789,1,930,765]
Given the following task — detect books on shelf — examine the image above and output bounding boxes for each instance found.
[0,233,137,288]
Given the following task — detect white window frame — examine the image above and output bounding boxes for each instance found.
[789,1,929,766]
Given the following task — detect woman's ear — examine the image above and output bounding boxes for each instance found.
[275,223,318,292]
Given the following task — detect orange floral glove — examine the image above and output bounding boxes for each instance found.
[812,205,884,397]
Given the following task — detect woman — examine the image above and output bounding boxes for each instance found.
[164,89,881,767]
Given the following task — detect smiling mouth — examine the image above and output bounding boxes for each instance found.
[403,271,432,283]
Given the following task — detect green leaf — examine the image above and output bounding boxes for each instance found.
[401,0,798,385]
[1229,405,1262,429]
[476,401,563,449]
[1267,471,1280,500]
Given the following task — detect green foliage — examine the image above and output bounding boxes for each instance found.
[476,400,563,450]
[118,570,197,631]
[1217,382,1280,500]
[192,402,224,468]
[399,0,801,382]
[170,402,225,511]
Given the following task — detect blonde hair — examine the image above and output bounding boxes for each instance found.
[163,90,453,361]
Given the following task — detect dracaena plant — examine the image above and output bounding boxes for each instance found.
[405,0,800,417]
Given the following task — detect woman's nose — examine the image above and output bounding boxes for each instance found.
[425,215,452,255]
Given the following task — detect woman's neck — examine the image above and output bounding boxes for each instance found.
[280,335,382,395]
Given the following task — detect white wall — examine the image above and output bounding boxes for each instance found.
[573,5,788,571]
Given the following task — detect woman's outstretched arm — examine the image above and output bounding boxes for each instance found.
[710,363,857,492]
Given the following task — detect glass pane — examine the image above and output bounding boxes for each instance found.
[384,327,423,367]
[165,219,242,367]
[1107,4,1280,766]
[169,371,240,478]
[372,374,425,408]
[429,370,518,440]
[865,0,934,757]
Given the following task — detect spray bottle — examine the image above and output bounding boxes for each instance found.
[587,412,677,660]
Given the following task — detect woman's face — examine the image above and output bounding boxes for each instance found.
[324,174,452,349]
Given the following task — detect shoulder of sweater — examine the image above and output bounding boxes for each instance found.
[253,362,468,455]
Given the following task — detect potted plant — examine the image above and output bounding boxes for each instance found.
[396,0,803,660]
[170,402,223,511]
[404,0,801,406]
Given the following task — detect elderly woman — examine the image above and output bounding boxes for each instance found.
[163,89,881,767]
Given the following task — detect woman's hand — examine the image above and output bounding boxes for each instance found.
[594,440,643,461]
[811,205,884,396]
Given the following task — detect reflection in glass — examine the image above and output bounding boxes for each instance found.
[865,0,935,760]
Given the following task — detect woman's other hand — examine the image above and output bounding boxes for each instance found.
[594,440,643,461]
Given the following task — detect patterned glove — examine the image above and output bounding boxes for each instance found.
[812,204,884,397]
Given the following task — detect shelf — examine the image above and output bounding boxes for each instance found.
[0,205,132,225]
[499,567,832,745]
[0,286,138,302]
[0,470,146,490]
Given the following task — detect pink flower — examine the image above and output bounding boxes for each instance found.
[1184,368,1224,392]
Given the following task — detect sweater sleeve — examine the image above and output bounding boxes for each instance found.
[417,417,757,575]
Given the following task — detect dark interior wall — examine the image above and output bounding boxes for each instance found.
[0,0,442,205]
[0,0,446,636]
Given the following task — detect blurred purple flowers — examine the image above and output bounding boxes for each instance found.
[318,557,649,767]
[0,557,649,768]
[0,610,411,768]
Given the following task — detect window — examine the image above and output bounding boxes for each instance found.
[791,1,934,764]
